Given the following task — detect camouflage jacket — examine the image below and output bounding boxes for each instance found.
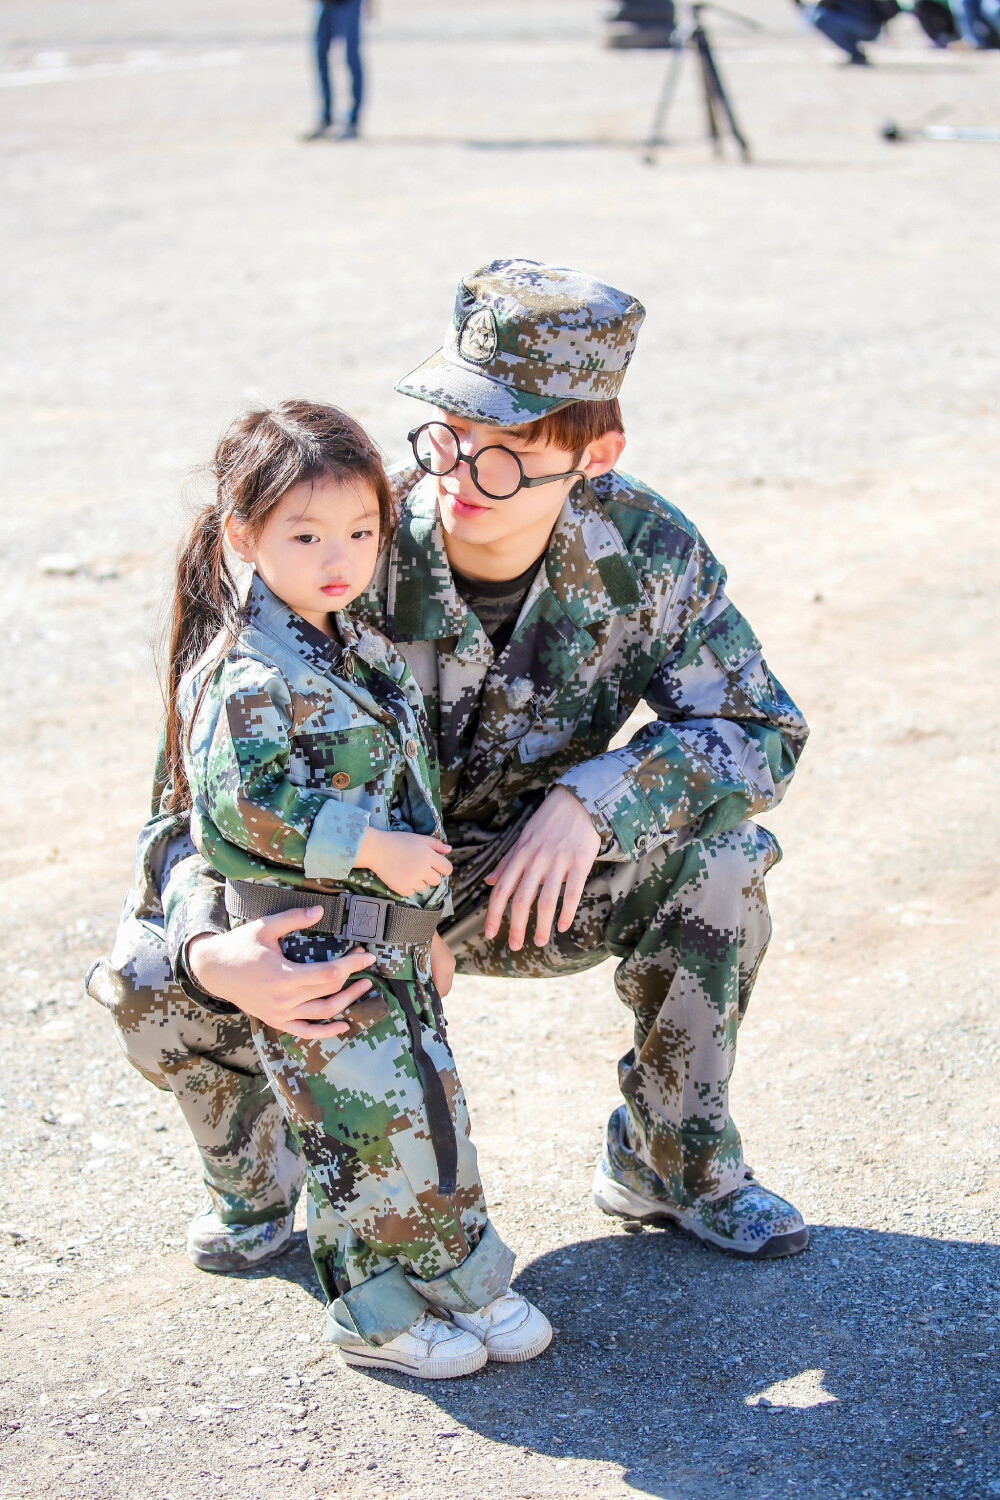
[349,465,807,882]
[151,465,806,962]
[179,573,447,910]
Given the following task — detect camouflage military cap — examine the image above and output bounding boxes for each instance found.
[395,258,645,427]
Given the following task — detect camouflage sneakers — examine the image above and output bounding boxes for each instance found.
[186,1204,294,1273]
[327,1307,488,1379]
[593,1106,808,1260]
[451,1290,553,1363]
[394,257,645,426]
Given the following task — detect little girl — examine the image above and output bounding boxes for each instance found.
[166,400,550,1378]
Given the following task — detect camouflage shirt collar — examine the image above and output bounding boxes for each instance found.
[244,573,386,679]
[386,472,648,643]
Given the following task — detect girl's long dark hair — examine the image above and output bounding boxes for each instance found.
[164,400,394,813]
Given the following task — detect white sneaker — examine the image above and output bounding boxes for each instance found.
[186,1205,293,1272]
[328,1309,488,1380]
[452,1291,552,1363]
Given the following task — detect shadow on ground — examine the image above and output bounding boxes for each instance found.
[338,1225,1000,1499]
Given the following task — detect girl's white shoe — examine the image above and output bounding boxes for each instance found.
[330,1309,488,1379]
[451,1291,553,1363]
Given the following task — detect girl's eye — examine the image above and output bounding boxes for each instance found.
[351,529,374,540]
[294,533,319,545]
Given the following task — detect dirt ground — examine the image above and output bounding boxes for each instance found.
[1,2,998,1497]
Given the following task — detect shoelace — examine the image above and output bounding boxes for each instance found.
[409,1311,447,1344]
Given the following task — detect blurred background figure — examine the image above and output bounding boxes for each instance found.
[805,0,898,63]
[947,0,1000,45]
[303,0,364,141]
[603,0,678,48]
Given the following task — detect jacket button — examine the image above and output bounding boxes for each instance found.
[331,771,351,789]
[635,833,649,851]
[404,738,418,759]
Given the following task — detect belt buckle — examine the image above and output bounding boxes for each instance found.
[343,895,388,944]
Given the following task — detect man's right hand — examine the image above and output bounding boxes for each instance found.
[187,907,377,1040]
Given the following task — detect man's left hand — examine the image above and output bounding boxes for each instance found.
[484,786,601,950]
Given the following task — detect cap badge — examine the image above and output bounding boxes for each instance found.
[458,307,498,365]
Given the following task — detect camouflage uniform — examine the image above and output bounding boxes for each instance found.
[92,258,808,1267]
[102,576,513,1343]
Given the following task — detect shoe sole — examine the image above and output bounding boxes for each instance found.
[187,1223,293,1274]
[338,1343,488,1379]
[593,1170,810,1260]
[485,1323,553,1363]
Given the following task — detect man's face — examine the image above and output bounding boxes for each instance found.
[427,408,580,550]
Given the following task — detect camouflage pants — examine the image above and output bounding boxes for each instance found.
[94,817,777,1275]
[90,902,512,1343]
[448,818,780,1205]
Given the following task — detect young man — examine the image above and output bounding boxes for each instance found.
[90,259,810,1303]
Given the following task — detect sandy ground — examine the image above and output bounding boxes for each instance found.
[1,2,999,1497]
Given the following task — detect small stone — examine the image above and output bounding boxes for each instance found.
[621,1219,644,1235]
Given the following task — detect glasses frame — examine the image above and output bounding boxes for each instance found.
[408,421,584,501]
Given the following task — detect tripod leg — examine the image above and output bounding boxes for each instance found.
[699,32,752,162]
[694,30,723,157]
[643,40,685,162]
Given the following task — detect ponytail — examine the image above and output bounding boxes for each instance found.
[162,399,396,813]
[163,502,240,813]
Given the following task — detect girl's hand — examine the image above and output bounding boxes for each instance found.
[429,930,456,998]
[356,827,452,898]
[187,906,377,1039]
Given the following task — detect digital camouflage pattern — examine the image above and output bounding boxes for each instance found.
[180,574,448,947]
[87,810,306,1230]
[395,258,646,426]
[93,459,807,1250]
[250,926,512,1343]
[172,573,511,1338]
[446,818,782,1204]
[595,1105,806,1256]
[355,465,805,879]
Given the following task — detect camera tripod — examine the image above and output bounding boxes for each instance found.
[643,3,757,164]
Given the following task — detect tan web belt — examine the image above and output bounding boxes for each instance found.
[224,878,442,947]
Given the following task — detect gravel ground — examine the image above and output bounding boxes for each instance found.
[1,3,998,1497]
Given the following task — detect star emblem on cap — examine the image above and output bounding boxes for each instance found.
[458,307,498,365]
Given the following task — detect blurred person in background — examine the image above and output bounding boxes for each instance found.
[304,0,364,141]
[803,0,899,63]
[947,0,1000,45]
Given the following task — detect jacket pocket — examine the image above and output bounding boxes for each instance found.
[698,602,762,674]
[292,723,394,791]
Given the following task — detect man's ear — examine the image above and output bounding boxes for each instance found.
[579,429,626,479]
[226,515,253,562]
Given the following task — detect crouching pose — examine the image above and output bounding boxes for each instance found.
[93,262,811,1342]
[94,401,550,1379]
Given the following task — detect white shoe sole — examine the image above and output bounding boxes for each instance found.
[592,1164,680,1226]
[485,1322,553,1364]
[337,1342,488,1379]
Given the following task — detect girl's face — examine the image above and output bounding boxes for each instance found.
[229,474,380,637]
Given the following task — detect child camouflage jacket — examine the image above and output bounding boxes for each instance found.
[179,573,447,915]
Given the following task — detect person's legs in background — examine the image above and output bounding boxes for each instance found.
[950,0,1000,42]
[810,2,882,61]
[304,2,337,138]
[338,0,365,136]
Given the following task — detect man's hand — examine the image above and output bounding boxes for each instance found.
[484,786,601,951]
[187,906,377,1040]
[429,930,456,998]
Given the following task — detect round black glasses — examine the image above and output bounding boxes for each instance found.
[408,422,584,502]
